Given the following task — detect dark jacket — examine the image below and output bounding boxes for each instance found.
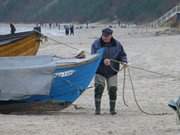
[91,37,127,78]
[10,24,16,34]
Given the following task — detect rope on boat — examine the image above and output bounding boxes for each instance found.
[110,59,176,116]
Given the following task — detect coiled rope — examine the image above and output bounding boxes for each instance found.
[110,59,176,116]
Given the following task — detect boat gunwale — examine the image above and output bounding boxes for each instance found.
[55,54,101,69]
[0,31,40,46]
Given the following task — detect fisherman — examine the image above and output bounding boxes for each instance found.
[10,23,16,34]
[91,28,128,115]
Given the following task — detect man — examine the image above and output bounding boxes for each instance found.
[10,23,16,34]
[91,28,128,115]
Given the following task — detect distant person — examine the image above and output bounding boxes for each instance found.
[118,20,121,27]
[91,28,128,115]
[86,22,89,29]
[49,23,52,29]
[58,24,61,31]
[64,25,69,36]
[10,23,16,34]
[70,25,74,35]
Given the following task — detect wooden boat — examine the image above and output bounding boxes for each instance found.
[0,49,103,114]
[0,30,41,57]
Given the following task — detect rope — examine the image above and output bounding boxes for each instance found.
[122,68,128,107]
[34,30,80,51]
[129,65,178,79]
[110,64,128,106]
[127,67,170,116]
[111,59,179,79]
[110,59,173,116]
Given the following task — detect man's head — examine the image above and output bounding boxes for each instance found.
[101,28,113,43]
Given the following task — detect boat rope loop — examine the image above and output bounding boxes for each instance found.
[110,59,176,116]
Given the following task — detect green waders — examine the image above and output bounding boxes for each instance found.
[94,74,117,115]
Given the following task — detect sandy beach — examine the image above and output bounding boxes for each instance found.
[0,24,179,135]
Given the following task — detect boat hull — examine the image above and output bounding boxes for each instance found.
[0,101,70,114]
[0,31,41,57]
[0,51,103,113]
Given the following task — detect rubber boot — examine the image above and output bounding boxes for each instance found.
[94,85,104,115]
[110,100,117,115]
[95,100,101,115]
[108,86,117,115]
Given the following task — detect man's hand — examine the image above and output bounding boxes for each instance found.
[104,59,111,66]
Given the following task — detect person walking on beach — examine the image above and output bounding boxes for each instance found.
[58,23,61,31]
[70,24,74,35]
[64,25,70,36]
[91,28,128,115]
[49,23,52,29]
[10,23,16,34]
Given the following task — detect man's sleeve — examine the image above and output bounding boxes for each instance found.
[91,41,97,54]
[117,43,128,63]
